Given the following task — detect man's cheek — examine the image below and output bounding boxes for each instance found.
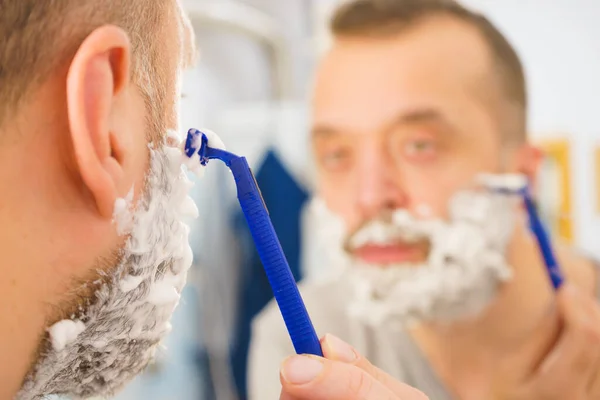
[319,183,348,215]
[415,201,449,220]
[327,203,358,235]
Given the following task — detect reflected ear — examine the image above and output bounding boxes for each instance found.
[66,25,131,218]
[516,144,544,189]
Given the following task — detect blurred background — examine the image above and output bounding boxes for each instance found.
[112,0,600,399]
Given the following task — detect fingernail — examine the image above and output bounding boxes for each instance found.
[281,355,324,384]
[324,334,357,363]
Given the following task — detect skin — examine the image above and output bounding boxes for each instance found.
[280,334,428,400]
[0,2,426,399]
[312,15,600,399]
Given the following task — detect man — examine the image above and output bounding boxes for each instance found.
[0,1,428,399]
[250,0,600,399]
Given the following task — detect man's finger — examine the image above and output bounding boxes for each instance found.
[279,390,293,400]
[321,334,428,399]
[533,284,600,391]
[279,354,406,400]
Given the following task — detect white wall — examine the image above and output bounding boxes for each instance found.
[459,0,600,256]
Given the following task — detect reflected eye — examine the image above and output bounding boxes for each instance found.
[406,139,435,153]
[404,139,437,161]
[319,148,352,171]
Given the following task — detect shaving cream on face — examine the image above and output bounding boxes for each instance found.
[48,320,86,352]
[302,197,352,282]
[19,131,201,399]
[180,128,226,179]
[415,203,433,218]
[112,186,135,235]
[476,173,527,192]
[314,175,523,325]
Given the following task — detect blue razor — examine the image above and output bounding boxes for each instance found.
[184,128,323,356]
[522,188,564,289]
[493,183,564,290]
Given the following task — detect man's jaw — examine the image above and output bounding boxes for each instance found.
[17,139,197,399]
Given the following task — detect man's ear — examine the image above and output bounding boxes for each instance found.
[66,25,131,219]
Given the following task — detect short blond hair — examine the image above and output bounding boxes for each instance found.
[0,1,169,129]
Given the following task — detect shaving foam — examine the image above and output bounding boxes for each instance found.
[476,173,527,192]
[112,186,134,235]
[48,320,86,352]
[181,128,226,178]
[18,130,202,399]
[415,203,433,218]
[302,197,351,282]
[311,175,522,325]
[348,188,517,325]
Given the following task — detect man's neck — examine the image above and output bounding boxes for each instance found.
[0,206,48,398]
[410,227,596,399]
[0,131,68,399]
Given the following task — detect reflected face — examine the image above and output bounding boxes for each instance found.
[312,17,510,266]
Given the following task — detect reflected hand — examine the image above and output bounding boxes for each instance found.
[279,334,429,400]
[493,283,600,399]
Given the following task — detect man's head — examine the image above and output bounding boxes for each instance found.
[0,0,198,398]
[311,0,540,322]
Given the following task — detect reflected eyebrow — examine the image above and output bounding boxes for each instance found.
[311,108,450,139]
[311,126,342,139]
[386,107,457,137]
[394,108,447,125]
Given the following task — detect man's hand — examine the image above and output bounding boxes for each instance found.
[279,334,429,399]
[494,283,600,399]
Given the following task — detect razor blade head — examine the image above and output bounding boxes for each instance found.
[476,173,529,196]
[184,128,210,165]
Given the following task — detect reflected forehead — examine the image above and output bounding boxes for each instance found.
[314,18,497,101]
[312,21,499,137]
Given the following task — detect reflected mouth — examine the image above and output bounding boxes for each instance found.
[351,241,430,265]
[344,214,433,266]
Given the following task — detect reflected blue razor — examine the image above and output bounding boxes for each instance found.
[490,182,564,290]
[184,128,323,356]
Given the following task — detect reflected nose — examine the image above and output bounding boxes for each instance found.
[355,150,408,221]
